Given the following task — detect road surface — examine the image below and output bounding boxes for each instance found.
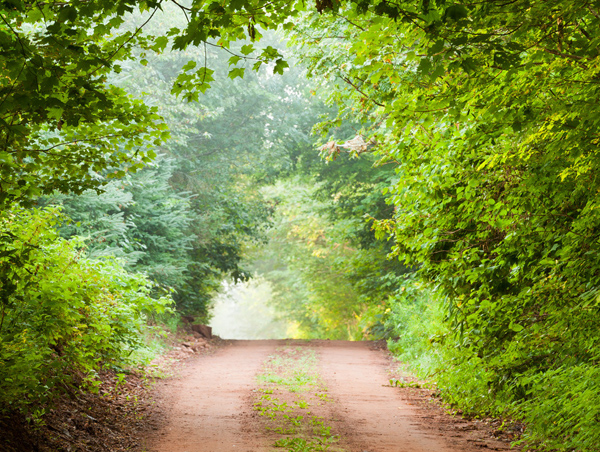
[147,340,513,452]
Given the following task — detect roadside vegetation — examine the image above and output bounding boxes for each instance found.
[1,0,599,450]
[0,207,172,413]
[282,4,600,451]
[1,3,321,424]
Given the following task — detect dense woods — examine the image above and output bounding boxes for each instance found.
[2,0,600,450]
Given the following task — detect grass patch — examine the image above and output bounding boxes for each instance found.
[253,345,344,452]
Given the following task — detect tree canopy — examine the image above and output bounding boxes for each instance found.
[3,0,600,449]
[6,0,597,207]
[285,1,600,449]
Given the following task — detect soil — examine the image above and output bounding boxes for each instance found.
[145,340,520,452]
[145,340,278,452]
[0,339,519,452]
[0,334,214,452]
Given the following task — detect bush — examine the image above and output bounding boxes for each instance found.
[386,277,600,451]
[0,208,172,413]
[515,365,600,451]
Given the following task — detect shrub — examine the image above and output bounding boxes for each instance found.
[387,277,600,450]
[0,208,172,412]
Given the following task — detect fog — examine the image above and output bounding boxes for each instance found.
[209,277,290,339]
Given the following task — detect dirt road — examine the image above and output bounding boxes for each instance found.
[147,340,514,452]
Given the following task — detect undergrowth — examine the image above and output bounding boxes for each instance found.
[386,277,600,451]
[0,208,175,416]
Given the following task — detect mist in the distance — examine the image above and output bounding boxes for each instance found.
[209,277,290,339]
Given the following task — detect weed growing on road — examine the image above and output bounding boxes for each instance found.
[294,399,309,409]
[388,378,423,388]
[315,392,332,402]
[253,345,344,452]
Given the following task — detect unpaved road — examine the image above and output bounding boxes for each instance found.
[147,340,514,452]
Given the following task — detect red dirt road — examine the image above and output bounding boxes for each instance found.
[147,340,514,452]
[149,340,277,452]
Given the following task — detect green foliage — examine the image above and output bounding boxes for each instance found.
[0,208,172,412]
[0,0,169,208]
[0,0,309,209]
[305,152,410,331]
[289,1,600,449]
[250,178,367,339]
[2,0,330,323]
[250,149,408,339]
[385,279,499,415]
[45,157,212,312]
[39,12,321,316]
[49,158,192,264]
[111,15,324,314]
[386,279,600,451]
[516,365,600,450]
[6,0,600,447]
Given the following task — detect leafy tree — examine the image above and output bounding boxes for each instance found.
[250,178,365,339]
[0,0,301,208]
[248,143,408,339]
[296,150,410,337]
[0,0,171,208]
[287,1,600,449]
[45,156,204,302]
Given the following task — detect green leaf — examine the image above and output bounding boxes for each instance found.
[444,5,468,21]
[228,67,246,79]
[509,322,524,332]
[182,60,197,71]
[228,55,242,66]
[273,59,289,75]
[152,36,169,53]
[240,44,254,55]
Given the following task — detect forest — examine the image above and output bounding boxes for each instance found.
[1,0,599,450]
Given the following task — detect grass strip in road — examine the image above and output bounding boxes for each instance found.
[253,345,344,452]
